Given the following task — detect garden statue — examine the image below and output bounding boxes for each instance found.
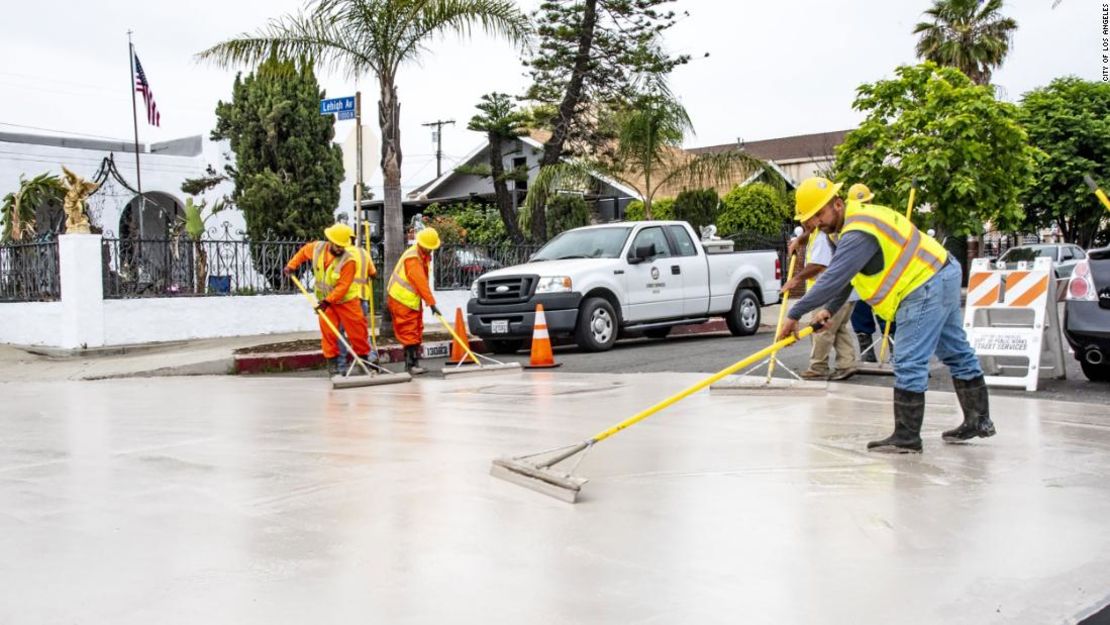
[61,166,99,234]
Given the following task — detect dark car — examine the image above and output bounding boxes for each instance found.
[999,244,1087,278]
[438,248,504,288]
[1064,247,1110,382]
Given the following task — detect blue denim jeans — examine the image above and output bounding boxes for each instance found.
[892,260,983,393]
[338,300,374,367]
[850,300,894,336]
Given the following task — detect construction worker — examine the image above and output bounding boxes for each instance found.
[387,227,441,375]
[283,223,372,375]
[337,230,378,368]
[778,177,996,453]
[844,183,893,362]
[782,223,858,381]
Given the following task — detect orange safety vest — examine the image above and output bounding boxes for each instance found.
[387,245,427,310]
[311,242,359,304]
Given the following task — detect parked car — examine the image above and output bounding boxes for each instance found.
[1064,247,1110,382]
[439,248,503,288]
[466,221,782,353]
[998,244,1087,278]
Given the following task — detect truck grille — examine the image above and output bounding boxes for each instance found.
[478,276,535,303]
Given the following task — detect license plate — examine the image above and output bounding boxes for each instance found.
[491,320,509,334]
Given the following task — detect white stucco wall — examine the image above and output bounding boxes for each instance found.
[102,295,318,345]
[0,302,63,346]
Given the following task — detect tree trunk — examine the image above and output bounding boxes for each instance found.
[488,132,526,244]
[643,170,653,220]
[537,0,599,241]
[379,76,403,331]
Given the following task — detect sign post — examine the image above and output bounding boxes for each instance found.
[320,94,364,246]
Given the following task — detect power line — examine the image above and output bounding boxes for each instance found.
[421,119,455,178]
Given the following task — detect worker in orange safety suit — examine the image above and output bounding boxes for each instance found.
[386,227,441,375]
[284,223,372,375]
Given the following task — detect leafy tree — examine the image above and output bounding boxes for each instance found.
[425,201,508,246]
[210,56,343,246]
[603,93,763,220]
[834,63,1037,237]
[671,187,718,233]
[717,182,790,236]
[525,0,691,239]
[198,0,529,310]
[913,0,1018,86]
[546,193,591,236]
[424,214,467,246]
[465,92,530,244]
[1018,77,1110,248]
[1,173,65,242]
[623,197,673,221]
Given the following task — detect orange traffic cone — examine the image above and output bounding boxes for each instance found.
[446,308,476,365]
[526,304,561,369]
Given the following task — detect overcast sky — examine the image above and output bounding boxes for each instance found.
[0,0,1099,195]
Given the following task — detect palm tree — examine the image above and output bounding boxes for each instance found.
[1,172,65,242]
[605,93,764,219]
[466,92,530,244]
[913,0,1018,86]
[197,0,529,306]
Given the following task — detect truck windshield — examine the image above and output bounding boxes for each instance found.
[532,227,632,261]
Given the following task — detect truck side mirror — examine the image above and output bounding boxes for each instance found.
[628,243,656,264]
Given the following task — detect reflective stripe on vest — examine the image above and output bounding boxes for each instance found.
[841,204,948,321]
[388,245,425,310]
[311,241,359,304]
[350,247,374,300]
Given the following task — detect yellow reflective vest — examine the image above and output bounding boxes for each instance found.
[349,246,376,300]
[311,242,359,304]
[842,203,948,321]
[387,245,426,311]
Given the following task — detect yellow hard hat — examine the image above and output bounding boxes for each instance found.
[794,176,844,222]
[847,183,874,202]
[325,223,354,247]
[416,227,441,250]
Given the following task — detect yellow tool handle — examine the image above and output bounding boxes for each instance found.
[1085,175,1110,213]
[290,274,360,359]
[367,278,379,353]
[435,312,481,365]
[877,186,918,362]
[589,325,817,444]
[767,253,798,381]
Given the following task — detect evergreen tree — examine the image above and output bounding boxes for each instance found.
[464,93,530,244]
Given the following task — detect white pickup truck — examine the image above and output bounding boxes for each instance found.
[466,221,783,352]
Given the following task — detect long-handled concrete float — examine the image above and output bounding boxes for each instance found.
[491,324,821,503]
[290,275,411,389]
[433,311,522,379]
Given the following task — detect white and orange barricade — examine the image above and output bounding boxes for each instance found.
[963,256,1067,391]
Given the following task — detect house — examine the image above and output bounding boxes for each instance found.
[405,131,640,222]
[403,129,850,223]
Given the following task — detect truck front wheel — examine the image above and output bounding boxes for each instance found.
[575,297,619,352]
[726,288,760,336]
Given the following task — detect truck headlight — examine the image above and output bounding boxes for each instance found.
[470,281,480,299]
[535,276,573,294]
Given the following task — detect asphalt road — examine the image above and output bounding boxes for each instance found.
[495,326,1110,405]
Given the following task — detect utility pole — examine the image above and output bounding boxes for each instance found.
[421,119,455,178]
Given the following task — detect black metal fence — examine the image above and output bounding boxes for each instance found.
[434,244,541,290]
[0,240,60,302]
[100,235,388,300]
[727,231,790,277]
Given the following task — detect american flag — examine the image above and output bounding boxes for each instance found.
[133,52,161,127]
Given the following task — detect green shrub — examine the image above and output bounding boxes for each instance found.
[623,197,674,221]
[547,193,591,236]
[425,201,508,245]
[718,182,791,236]
[671,188,719,232]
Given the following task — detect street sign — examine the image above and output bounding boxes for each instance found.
[320,96,356,115]
[337,110,356,121]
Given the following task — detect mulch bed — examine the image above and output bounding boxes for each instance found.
[235,332,456,355]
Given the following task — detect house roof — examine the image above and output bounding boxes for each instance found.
[688,129,851,163]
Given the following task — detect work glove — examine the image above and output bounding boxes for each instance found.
[282,266,294,278]
[429,304,442,317]
[315,300,331,313]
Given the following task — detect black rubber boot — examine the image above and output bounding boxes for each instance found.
[943,376,996,442]
[326,357,341,375]
[405,346,427,376]
[867,388,925,453]
[858,332,877,363]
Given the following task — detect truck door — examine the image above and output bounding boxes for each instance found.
[624,226,680,322]
[665,225,710,317]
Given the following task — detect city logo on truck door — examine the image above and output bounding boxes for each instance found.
[651,267,660,280]
[646,266,666,291]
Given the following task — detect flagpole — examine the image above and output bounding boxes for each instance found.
[127,31,145,241]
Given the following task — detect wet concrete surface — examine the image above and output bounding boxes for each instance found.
[2,373,1109,624]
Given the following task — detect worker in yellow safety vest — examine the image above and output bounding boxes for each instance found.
[386,228,441,375]
[778,177,995,453]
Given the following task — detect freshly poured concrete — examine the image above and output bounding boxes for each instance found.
[2,373,1109,624]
